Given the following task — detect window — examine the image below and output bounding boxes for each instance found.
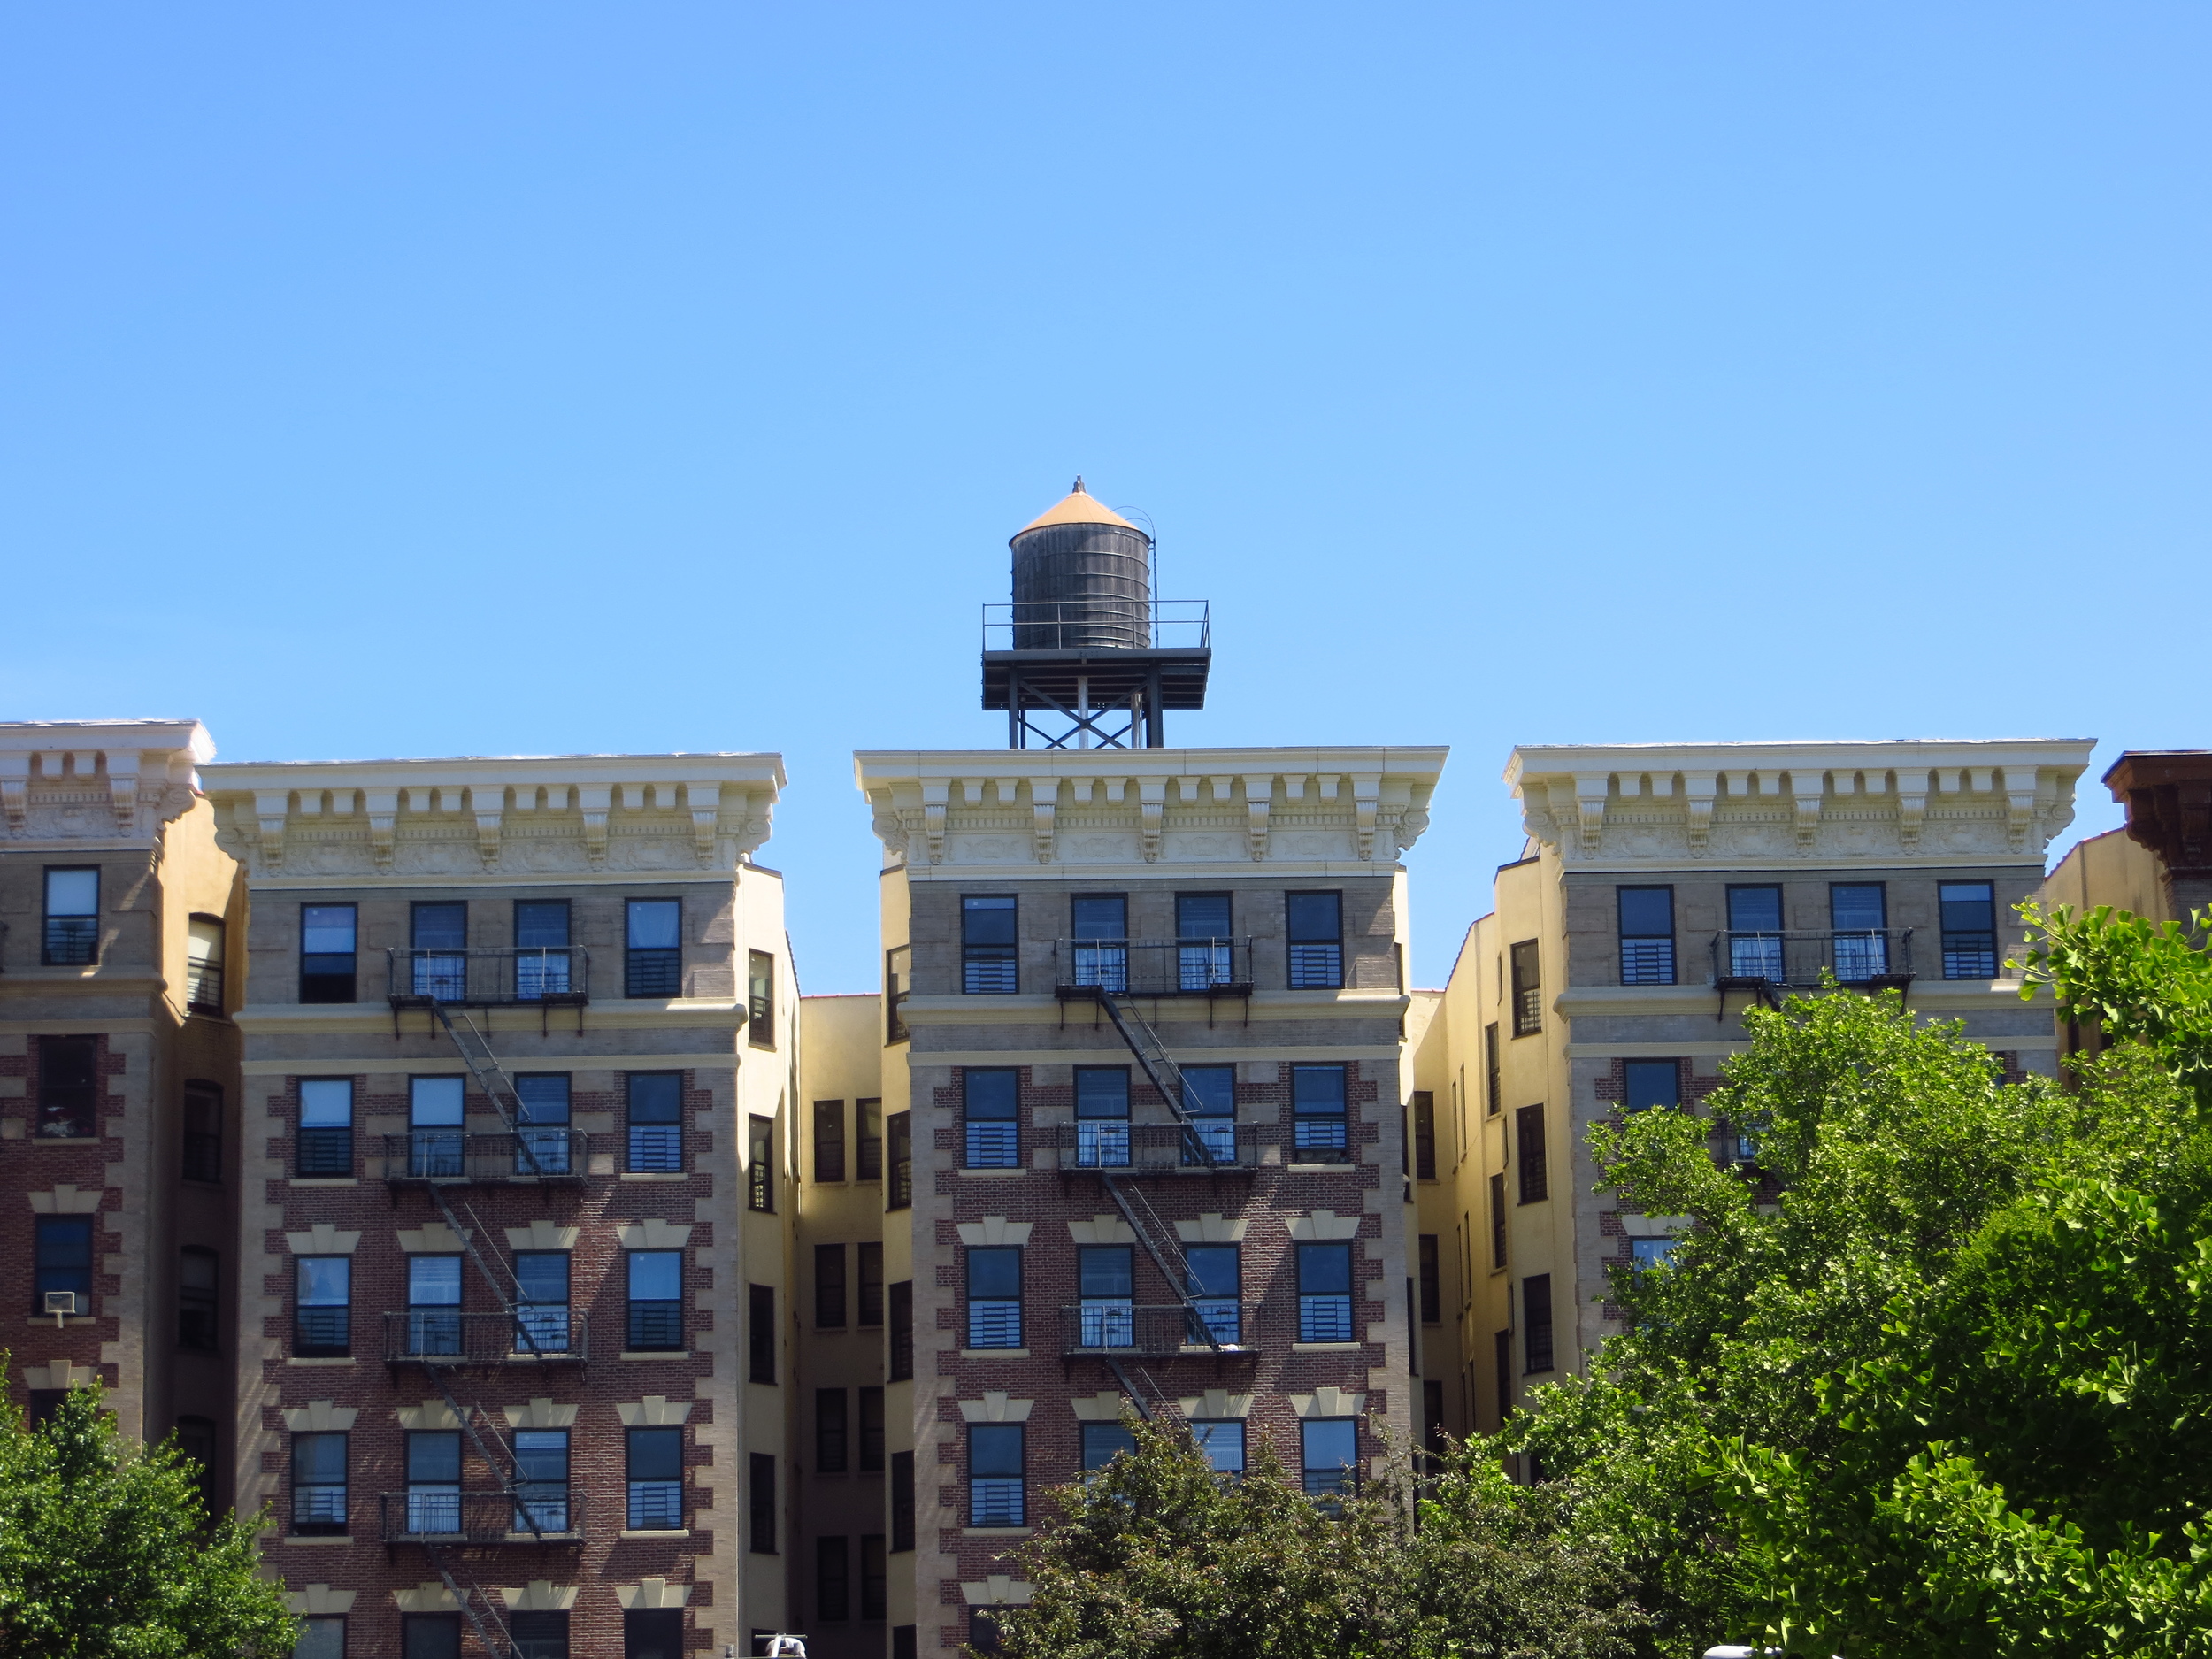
[1941,881,1999,979]
[403,1075,464,1179]
[818,1535,850,1622]
[509,1611,569,1659]
[1301,1418,1357,1498]
[1177,892,1233,989]
[34,1215,93,1317]
[1488,1173,1508,1269]
[858,1241,885,1326]
[1412,1092,1436,1179]
[1484,1025,1501,1117]
[628,1251,683,1352]
[512,1429,569,1532]
[856,1099,883,1180]
[1179,1063,1236,1164]
[1081,1423,1137,1471]
[1623,1060,1679,1113]
[1832,884,1889,981]
[1291,1064,1348,1163]
[36,1035,97,1139]
[893,1629,918,1659]
[1070,894,1128,991]
[966,1246,1023,1348]
[859,1386,886,1471]
[402,1616,460,1659]
[886,1111,912,1209]
[1617,887,1676,985]
[405,1429,461,1534]
[291,1431,349,1534]
[888,1281,912,1380]
[749,1451,777,1552]
[890,1450,915,1550]
[968,1424,1025,1525]
[408,1255,462,1358]
[1523,1274,1555,1374]
[626,898,682,997]
[513,1074,572,1175]
[179,1247,219,1352]
[968,1609,1005,1655]
[1418,1235,1440,1324]
[962,895,1018,994]
[814,1100,846,1182]
[296,1079,354,1177]
[175,1415,218,1513]
[1631,1237,1678,1275]
[1078,1245,1133,1348]
[295,1256,349,1356]
[626,1072,684,1173]
[1509,941,1541,1035]
[1192,1419,1246,1475]
[1515,1105,1547,1203]
[42,866,100,965]
[886,946,911,1041]
[625,1609,685,1659]
[295,1616,346,1659]
[513,899,572,1000]
[1073,1066,1130,1168]
[1725,886,1786,980]
[862,1533,887,1621]
[749,950,776,1046]
[1297,1242,1354,1342]
[409,902,467,1001]
[963,1069,1019,1169]
[628,1425,684,1529]
[814,1389,845,1478]
[749,1285,777,1383]
[747,1115,775,1211]
[1286,891,1343,988]
[299,903,357,1003]
[182,1080,222,1182]
[1186,1243,1240,1346]
[185,915,225,1012]
[815,1243,847,1329]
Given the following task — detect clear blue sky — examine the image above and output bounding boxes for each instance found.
[4,5,2206,992]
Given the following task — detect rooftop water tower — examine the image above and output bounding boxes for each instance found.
[980,479,1211,748]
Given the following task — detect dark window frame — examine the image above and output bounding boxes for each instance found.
[1617,885,1677,986]
[1940,879,2000,979]
[42,865,101,966]
[1515,1104,1548,1203]
[624,897,683,999]
[1286,890,1345,989]
[626,1071,685,1174]
[962,1068,1020,1170]
[1412,1091,1436,1180]
[296,1077,355,1178]
[35,1033,98,1140]
[1417,1234,1441,1324]
[961,895,1019,995]
[1484,1023,1501,1117]
[1523,1274,1555,1374]
[887,1281,913,1381]
[294,1254,351,1357]
[1509,941,1541,1037]
[298,902,357,1004]
[886,1111,911,1209]
[181,1079,223,1183]
[291,1429,349,1536]
[179,1245,220,1352]
[817,1533,851,1623]
[749,1451,777,1553]
[885,947,911,1042]
[185,912,227,1013]
[1296,1240,1355,1342]
[1488,1173,1508,1270]
[815,1242,847,1330]
[890,1450,915,1550]
[748,1284,777,1384]
[816,1387,849,1475]
[856,1098,883,1181]
[1623,1059,1682,1114]
[857,1240,885,1327]
[964,1244,1023,1350]
[813,1100,846,1183]
[626,1248,684,1353]
[748,949,776,1048]
[33,1214,94,1317]
[747,1115,775,1212]
[967,1422,1025,1526]
[859,1386,886,1471]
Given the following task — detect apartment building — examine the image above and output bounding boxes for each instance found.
[1409,740,2096,1437]
[0,719,245,1500]
[849,742,1447,1657]
[200,752,793,1659]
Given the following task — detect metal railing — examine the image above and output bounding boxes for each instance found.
[983,599,1210,652]
[382,1310,589,1366]
[1710,930,1916,988]
[378,1490,582,1544]
[1058,1302,1252,1357]
[385,948,589,1007]
[1052,938,1254,998]
[380,1130,589,1186]
[1051,1120,1258,1172]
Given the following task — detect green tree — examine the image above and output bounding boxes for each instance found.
[1000,1410,1646,1659]
[0,1380,297,1657]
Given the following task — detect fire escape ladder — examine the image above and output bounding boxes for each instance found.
[429,1003,549,1178]
[1094,989,1218,1170]
[1098,1173,1220,1354]
[1103,1356,1181,1424]
[422,1543,517,1658]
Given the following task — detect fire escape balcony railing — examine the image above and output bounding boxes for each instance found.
[380,1130,590,1187]
[386,948,589,1009]
[1709,929,1915,991]
[378,1490,584,1545]
[1050,1120,1259,1173]
[1052,938,1254,1000]
[382,1310,589,1368]
[1058,1302,1253,1358]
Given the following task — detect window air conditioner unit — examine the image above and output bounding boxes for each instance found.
[44,1291,80,1319]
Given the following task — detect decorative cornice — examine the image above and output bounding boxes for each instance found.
[0,721,213,841]
[2106,751,2212,879]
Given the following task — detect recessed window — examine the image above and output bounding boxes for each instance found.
[1077,1245,1133,1348]
[967,1425,1025,1526]
[1177,893,1233,990]
[513,900,573,1001]
[1081,1423,1137,1471]
[887,1280,912,1380]
[185,915,226,1012]
[625,1609,684,1659]
[291,1430,349,1535]
[963,1070,1019,1169]
[886,1112,912,1210]
[1509,941,1541,1036]
[1411,1091,1436,1180]
[182,1080,222,1183]
[1724,886,1786,981]
[965,1246,1023,1349]
[509,1609,568,1659]
[857,1241,885,1327]
[1940,881,1999,979]
[1831,884,1890,981]
[1300,1418,1357,1498]
[514,1252,572,1354]
[512,1430,570,1533]
[1523,1274,1555,1374]
[1073,1066,1130,1168]
[36,1035,97,1140]
[405,1076,465,1179]
[856,1098,883,1181]
[1623,1060,1679,1114]
[816,1388,849,1475]
[1515,1105,1548,1203]
[890,1449,915,1548]
[1484,1024,1501,1118]
[295,1616,346,1659]
[862,1533,888,1621]
[1193,1418,1246,1475]
[1070,895,1128,991]
[1286,892,1343,989]
[815,1243,847,1330]
[402,1616,460,1659]
[34,1215,93,1317]
[1617,887,1676,985]
[1418,1235,1440,1324]
[513,1074,572,1176]
[625,899,682,998]
[627,1425,683,1529]
[1179,1064,1236,1165]
[1291,1064,1348,1164]
[1296,1242,1353,1342]
[813,1100,846,1182]
[748,950,776,1046]
[406,1255,462,1359]
[296,1079,354,1177]
[749,1284,777,1383]
[962,895,1018,994]
[1488,1174,1507,1270]
[626,1072,684,1173]
[747,1115,775,1211]
[408,902,468,1002]
[179,1247,219,1352]
[859,1386,886,1471]
[885,945,911,1041]
[817,1534,850,1622]
[298,903,357,1004]
[42,867,100,966]
[1184,1243,1240,1346]
[1631,1237,1678,1275]
[749,1452,777,1553]
[627,1251,683,1352]
[404,1428,461,1535]
[294,1256,349,1357]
